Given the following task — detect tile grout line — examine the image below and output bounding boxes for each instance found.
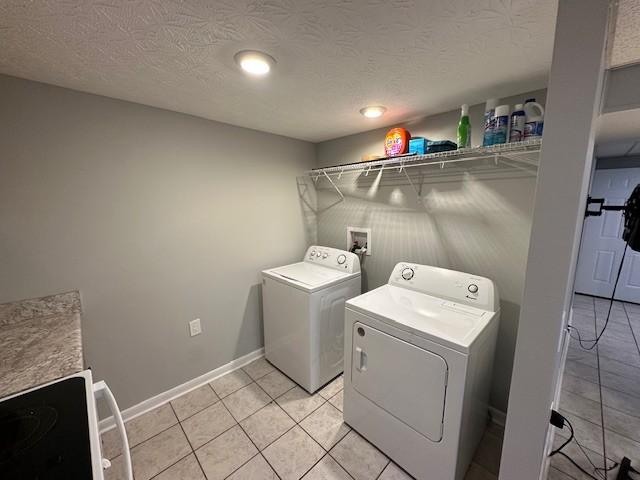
[217,394,284,480]
[109,364,385,480]
[374,459,391,479]
[591,295,609,479]
[557,407,640,448]
[106,413,181,462]
[253,378,347,479]
[166,402,209,480]
[566,350,640,376]
[325,451,358,480]
[171,384,222,424]
[621,302,640,361]
[562,363,640,402]
[560,382,640,425]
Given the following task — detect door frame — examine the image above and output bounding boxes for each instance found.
[499,1,612,479]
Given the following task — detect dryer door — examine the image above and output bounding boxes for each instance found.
[352,321,448,442]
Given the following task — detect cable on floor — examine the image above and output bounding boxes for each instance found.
[549,410,618,480]
[621,302,640,360]
[568,244,629,351]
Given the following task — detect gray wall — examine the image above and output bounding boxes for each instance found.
[314,89,546,413]
[0,75,315,409]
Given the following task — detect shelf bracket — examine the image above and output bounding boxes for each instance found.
[323,170,344,200]
[402,168,421,199]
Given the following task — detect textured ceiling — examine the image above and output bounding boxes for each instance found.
[610,0,640,68]
[596,109,640,157]
[0,0,558,142]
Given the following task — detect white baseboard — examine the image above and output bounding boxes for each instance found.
[489,406,507,427]
[99,348,264,433]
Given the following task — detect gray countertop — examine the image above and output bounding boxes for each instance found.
[0,290,84,398]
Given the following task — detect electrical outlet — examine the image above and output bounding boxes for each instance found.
[189,318,202,337]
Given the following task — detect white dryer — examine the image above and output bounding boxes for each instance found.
[344,263,499,480]
[262,246,361,393]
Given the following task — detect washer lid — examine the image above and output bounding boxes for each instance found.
[263,262,357,292]
[346,284,496,353]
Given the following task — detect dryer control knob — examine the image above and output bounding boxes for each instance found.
[337,254,347,265]
[322,253,328,259]
[468,284,479,294]
[401,268,414,281]
[310,250,316,257]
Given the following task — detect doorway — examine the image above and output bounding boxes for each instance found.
[550,140,640,479]
[575,167,640,303]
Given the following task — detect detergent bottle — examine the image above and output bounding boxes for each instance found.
[524,99,544,140]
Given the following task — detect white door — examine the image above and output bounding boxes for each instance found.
[351,322,448,442]
[574,168,640,302]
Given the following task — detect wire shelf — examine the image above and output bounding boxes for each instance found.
[306,139,542,178]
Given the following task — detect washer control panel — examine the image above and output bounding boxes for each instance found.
[305,246,361,274]
[389,262,498,312]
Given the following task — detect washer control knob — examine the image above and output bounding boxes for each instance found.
[337,254,347,265]
[322,253,328,259]
[468,284,479,294]
[401,268,414,281]
[310,250,316,257]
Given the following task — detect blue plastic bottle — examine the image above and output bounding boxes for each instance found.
[492,105,510,145]
[482,98,498,146]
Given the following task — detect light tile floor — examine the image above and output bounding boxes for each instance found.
[551,294,640,479]
[103,357,503,480]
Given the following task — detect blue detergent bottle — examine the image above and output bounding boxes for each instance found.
[492,105,510,145]
[482,98,498,146]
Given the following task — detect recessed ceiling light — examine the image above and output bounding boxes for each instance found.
[360,106,387,118]
[234,50,276,76]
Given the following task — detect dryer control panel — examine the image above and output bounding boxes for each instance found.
[389,262,498,312]
[304,246,361,274]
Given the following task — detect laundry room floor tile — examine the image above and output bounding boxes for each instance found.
[302,454,351,480]
[130,424,191,480]
[243,358,276,380]
[299,402,350,450]
[328,390,343,412]
[195,425,258,480]
[102,360,506,480]
[553,294,640,479]
[226,453,279,480]
[153,453,206,480]
[329,430,389,480]
[471,429,503,476]
[171,384,219,421]
[256,369,296,399]
[101,402,178,459]
[379,461,413,480]
[276,386,326,422]
[210,369,253,398]
[181,401,237,449]
[223,382,272,421]
[317,375,343,400]
[262,426,325,480]
[240,402,296,450]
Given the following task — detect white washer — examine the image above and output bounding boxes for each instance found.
[262,246,361,393]
[344,263,500,480]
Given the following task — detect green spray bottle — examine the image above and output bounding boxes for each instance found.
[457,104,471,149]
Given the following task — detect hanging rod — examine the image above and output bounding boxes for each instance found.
[306,139,541,177]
